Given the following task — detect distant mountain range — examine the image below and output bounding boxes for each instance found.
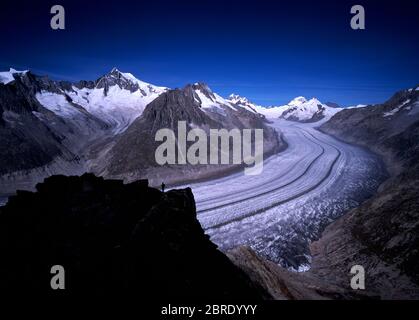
[0,68,282,193]
[228,94,342,122]
[1,66,413,195]
[87,81,281,185]
[1,67,418,299]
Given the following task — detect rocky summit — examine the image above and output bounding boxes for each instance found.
[0,173,268,299]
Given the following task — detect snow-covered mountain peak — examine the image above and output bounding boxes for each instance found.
[279,97,342,122]
[106,68,144,86]
[288,96,308,106]
[32,69,168,134]
[184,83,237,114]
[253,96,343,122]
[301,97,323,109]
[227,94,264,114]
[9,68,28,74]
[229,94,251,105]
[308,97,322,104]
[0,68,29,84]
[106,67,131,81]
[95,68,167,95]
[191,82,213,95]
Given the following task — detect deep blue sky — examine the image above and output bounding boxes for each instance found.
[1,0,418,106]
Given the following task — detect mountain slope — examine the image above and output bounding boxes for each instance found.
[0,68,168,193]
[89,83,282,186]
[35,68,167,134]
[320,86,419,174]
[228,94,267,115]
[0,70,102,193]
[312,86,419,298]
[0,69,283,193]
[62,68,167,133]
[226,86,419,300]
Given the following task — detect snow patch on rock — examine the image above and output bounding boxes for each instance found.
[383,99,411,117]
[0,68,28,85]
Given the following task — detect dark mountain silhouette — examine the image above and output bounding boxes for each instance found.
[0,173,268,299]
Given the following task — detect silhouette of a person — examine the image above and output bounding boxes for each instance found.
[161,182,165,192]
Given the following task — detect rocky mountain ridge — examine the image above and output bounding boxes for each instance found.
[0,68,281,193]
[228,94,343,122]
[88,82,281,186]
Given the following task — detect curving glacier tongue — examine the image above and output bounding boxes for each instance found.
[183,119,387,270]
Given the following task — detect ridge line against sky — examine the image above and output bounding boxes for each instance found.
[1,0,418,107]
[2,65,416,108]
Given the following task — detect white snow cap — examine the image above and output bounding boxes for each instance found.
[383,99,411,117]
[192,85,237,113]
[36,68,168,134]
[227,93,265,114]
[288,96,308,106]
[229,94,250,104]
[234,95,343,121]
[105,67,167,90]
[0,68,29,84]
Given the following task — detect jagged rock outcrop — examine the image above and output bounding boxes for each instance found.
[228,246,373,300]
[0,174,268,299]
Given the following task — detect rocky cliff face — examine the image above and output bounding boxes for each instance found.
[320,86,419,175]
[0,70,104,193]
[228,246,371,300]
[0,173,268,299]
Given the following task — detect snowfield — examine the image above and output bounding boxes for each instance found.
[184,119,387,270]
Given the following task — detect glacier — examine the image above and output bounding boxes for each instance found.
[182,119,387,270]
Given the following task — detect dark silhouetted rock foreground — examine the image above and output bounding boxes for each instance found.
[0,173,268,299]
